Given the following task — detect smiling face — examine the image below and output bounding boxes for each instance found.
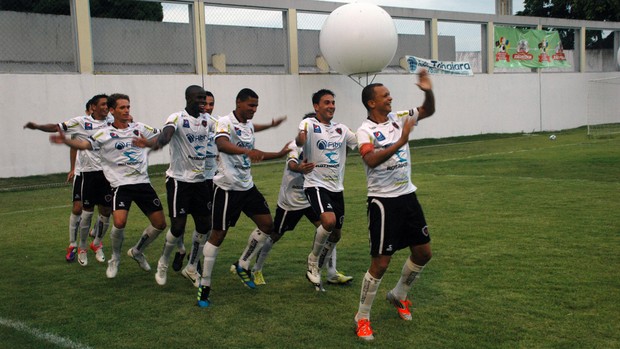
[110,98,131,124]
[235,97,258,123]
[313,93,335,124]
[185,87,207,117]
[369,85,392,115]
[205,95,215,115]
[91,97,109,120]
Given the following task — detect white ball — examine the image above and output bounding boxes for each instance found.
[319,3,398,76]
[549,134,556,140]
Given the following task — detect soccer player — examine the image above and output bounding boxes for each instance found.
[50,93,166,278]
[132,85,214,286]
[24,95,113,265]
[196,88,289,307]
[251,112,353,286]
[295,89,357,291]
[353,70,435,341]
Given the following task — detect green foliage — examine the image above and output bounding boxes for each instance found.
[0,0,163,21]
[517,0,620,49]
[0,128,619,348]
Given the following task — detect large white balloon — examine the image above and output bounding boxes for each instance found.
[319,3,398,76]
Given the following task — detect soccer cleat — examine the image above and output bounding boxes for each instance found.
[252,270,266,285]
[181,267,200,288]
[196,285,211,308]
[306,257,321,288]
[77,248,88,266]
[327,271,354,285]
[386,290,413,321]
[127,248,151,272]
[65,245,77,263]
[355,317,374,341]
[90,241,106,263]
[106,257,120,278]
[232,261,256,289]
[172,251,186,272]
[155,260,168,286]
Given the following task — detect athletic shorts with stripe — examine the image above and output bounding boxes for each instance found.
[211,185,271,231]
[112,183,163,215]
[273,205,319,237]
[72,174,83,202]
[165,177,213,218]
[367,192,430,256]
[80,170,112,209]
[304,186,345,230]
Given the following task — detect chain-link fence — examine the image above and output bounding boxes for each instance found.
[205,5,287,74]
[0,0,76,73]
[297,11,328,74]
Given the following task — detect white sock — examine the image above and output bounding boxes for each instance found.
[309,225,331,263]
[93,214,110,245]
[133,225,163,254]
[327,246,338,277]
[109,226,125,260]
[187,230,206,271]
[318,241,336,269]
[69,213,81,246]
[176,233,186,254]
[391,258,425,300]
[78,210,94,249]
[238,228,268,270]
[200,242,219,287]
[159,230,179,265]
[253,236,274,272]
[356,271,382,321]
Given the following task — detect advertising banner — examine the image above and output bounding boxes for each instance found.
[494,26,571,69]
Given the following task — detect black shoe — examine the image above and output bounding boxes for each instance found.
[172,252,186,272]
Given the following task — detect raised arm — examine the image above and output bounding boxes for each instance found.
[359,117,416,168]
[415,70,435,121]
[254,115,287,132]
[50,131,92,150]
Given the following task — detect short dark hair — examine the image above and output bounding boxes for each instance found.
[312,89,335,105]
[361,83,383,111]
[107,93,129,109]
[236,88,258,102]
[185,85,205,98]
[205,90,214,99]
[90,94,108,107]
[303,112,316,119]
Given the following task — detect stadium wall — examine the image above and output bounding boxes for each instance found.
[1,71,615,178]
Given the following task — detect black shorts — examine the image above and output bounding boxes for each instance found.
[166,177,213,218]
[81,171,112,209]
[304,187,345,230]
[273,205,319,236]
[72,174,83,202]
[211,185,271,231]
[112,183,163,215]
[367,192,430,256]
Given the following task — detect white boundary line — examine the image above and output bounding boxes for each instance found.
[0,316,93,349]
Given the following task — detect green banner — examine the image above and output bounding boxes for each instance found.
[494,26,571,69]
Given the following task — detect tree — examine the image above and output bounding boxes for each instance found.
[517,0,620,49]
[0,0,163,21]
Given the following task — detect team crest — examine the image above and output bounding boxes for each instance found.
[85,122,92,130]
[313,124,322,133]
[183,119,190,128]
[335,128,342,135]
[392,122,400,130]
[374,131,386,141]
[202,120,207,127]
[110,132,119,138]
[133,130,140,136]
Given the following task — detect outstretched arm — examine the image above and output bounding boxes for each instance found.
[50,131,92,150]
[23,122,60,133]
[261,143,292,161]
[415,69,435,121]
[254,115,287,132]
[132,125,174,150]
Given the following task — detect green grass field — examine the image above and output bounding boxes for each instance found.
[1,127,618,349]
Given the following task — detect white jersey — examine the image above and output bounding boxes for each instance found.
[298,117,357,192]
[164,110,212,183]
[59,115,111,174]
[88,122,159,188]
[212,112,255,191]
[204,114,219,180]
[277,141,310,211]
[356,109,419,197]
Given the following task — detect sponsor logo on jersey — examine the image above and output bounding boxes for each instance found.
[373,131,385,141]
[236,141,253,149]
[313,124,321,133]
[85,122,92,130]
[317,139,342,150]
[186,134,207,143]
[115,141,132,150]
[325,151,338,164]
[183,119,190,128]
[234,127,242,136]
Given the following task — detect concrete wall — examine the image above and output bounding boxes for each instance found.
[2,70,615,178]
